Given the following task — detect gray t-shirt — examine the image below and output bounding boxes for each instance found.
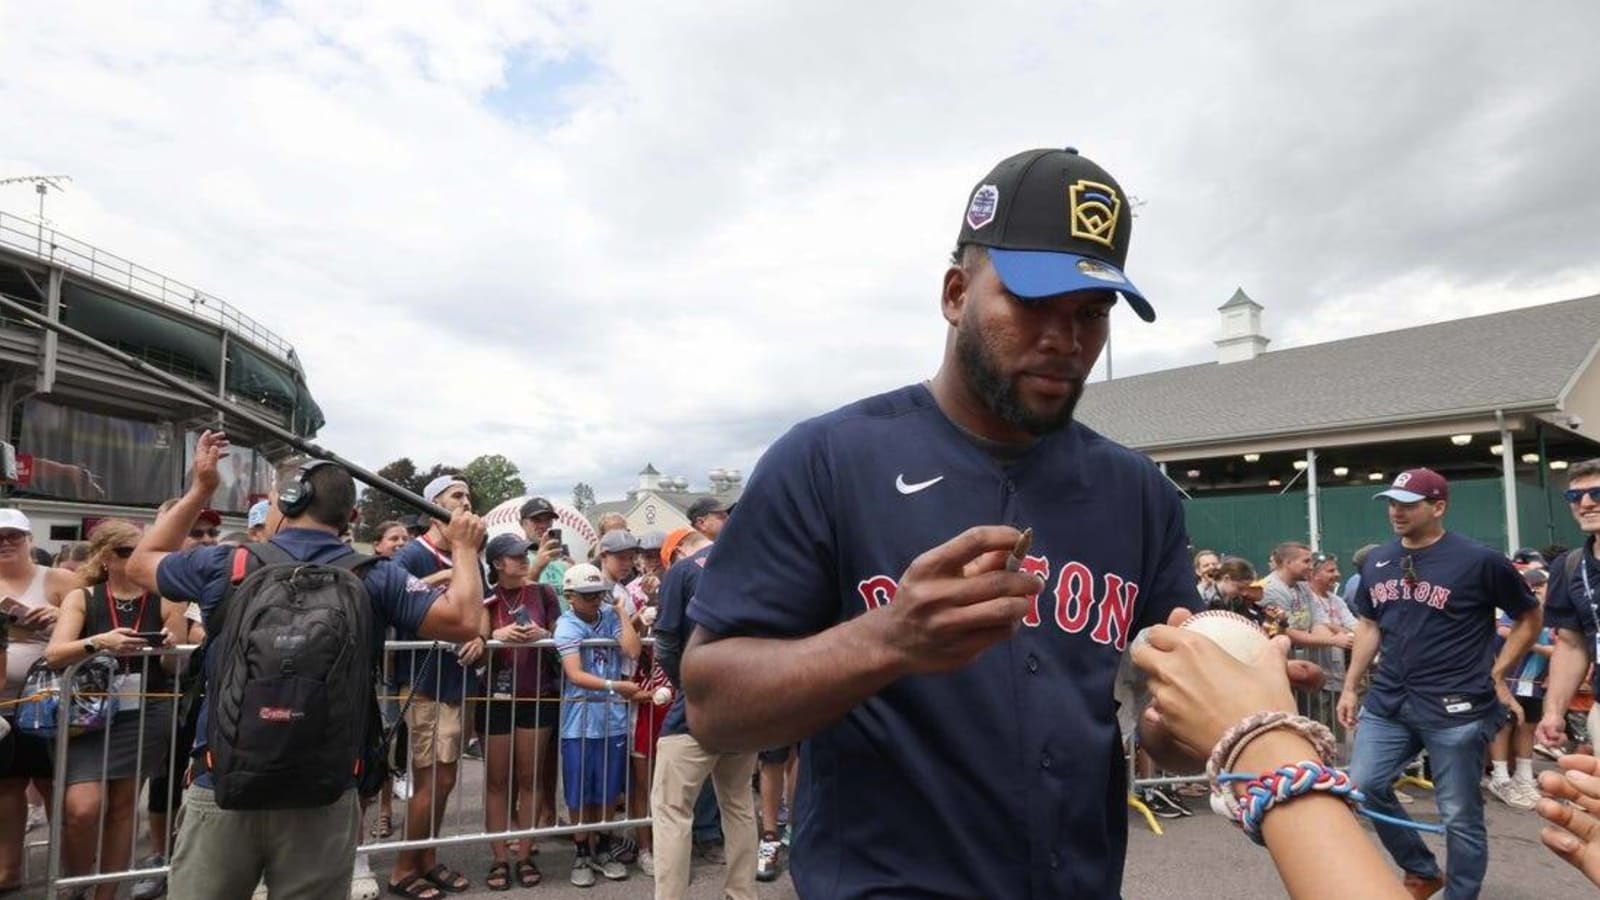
[1261,572,1315,633]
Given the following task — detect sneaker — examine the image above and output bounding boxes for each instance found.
[570,858,596,888]
[777,800,790,828]
[391,772,411,801]
[1141,789,1185,819]
[1402,871,1445,899]
[1488,777,1534,810]
[609,834,639,864]
[130,854,166,900]
[1511,778,1542,809]
[637,849,655,877]
[781,823,792,847]
[756,838,781,882]
[596,852,628,881]
[694,841,727,865]
[1152,787,1194,817]
[464,737,483,759]
[1535,743,1564,761]
[25,803,45,833]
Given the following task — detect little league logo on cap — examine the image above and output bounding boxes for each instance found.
[955,146,1154,322]
[1374,468,1450,503]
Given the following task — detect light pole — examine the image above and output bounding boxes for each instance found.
[0,174,73,255]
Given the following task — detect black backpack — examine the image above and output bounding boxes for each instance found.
[205,542,378,810]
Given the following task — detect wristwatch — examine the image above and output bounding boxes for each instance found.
[83,636,97,654]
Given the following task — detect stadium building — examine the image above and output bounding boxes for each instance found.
[0,210,324,549]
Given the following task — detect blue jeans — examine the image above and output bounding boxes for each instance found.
[1348,707,1496,900]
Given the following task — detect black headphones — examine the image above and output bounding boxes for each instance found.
[277,459,337,518]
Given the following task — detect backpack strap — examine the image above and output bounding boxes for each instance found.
[1567,539,1591,582]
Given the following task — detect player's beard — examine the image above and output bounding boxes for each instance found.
[955,323,1080,437]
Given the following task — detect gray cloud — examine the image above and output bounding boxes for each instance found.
[2,0,1597,501]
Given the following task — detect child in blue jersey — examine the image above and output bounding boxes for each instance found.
[553,563,640,887]
[1487,566,1555,810]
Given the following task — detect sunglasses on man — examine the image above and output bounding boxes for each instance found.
[189,527,221,539]
[1565,486,1600,505]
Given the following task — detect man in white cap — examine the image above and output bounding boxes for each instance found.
[388,475,486,896]
[0,509,76,892]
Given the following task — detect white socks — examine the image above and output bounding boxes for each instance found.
[1514,758,1534,783]
[1491,760,1510,781]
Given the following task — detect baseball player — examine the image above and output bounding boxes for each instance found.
[681,148,1197,898]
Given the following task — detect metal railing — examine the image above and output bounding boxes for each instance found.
[0,209,295,362]
[37,636,662,896]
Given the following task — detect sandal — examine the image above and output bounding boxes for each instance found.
[485,861,511,892]
[515,856,542,887]
[387,874,444,900]
[422,864,470,894]
[371,813,395,839]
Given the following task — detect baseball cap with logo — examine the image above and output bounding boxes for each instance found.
[563,562,608,595]
[1373,468,1449,503]
[686,497,732,522]
[423,476,468,505]
[0,508,31,533]
[637,530,667,552]
[956,147,1154,322]
[519,497,557,521]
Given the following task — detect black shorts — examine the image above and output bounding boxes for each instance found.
[759,745,793,766]
[0,722,54,781]
[1515,696,1544,725]
[474,697,557,735]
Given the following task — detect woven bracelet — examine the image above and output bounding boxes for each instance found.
[1207,711,1337,820]
[1219,761,1361,845]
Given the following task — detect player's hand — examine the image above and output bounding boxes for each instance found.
[871,526,1040,677]
[1539,713,1571,748]
[191,430,230,495]
[444,511,486,555]
[1131,619,1296,762]
[1537,754,1600,887]
[1337,689,1361,730]
[1498,683,1525,726]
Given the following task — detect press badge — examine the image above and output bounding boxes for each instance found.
[1442,695,1473,715]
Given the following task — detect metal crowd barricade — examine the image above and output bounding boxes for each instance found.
[43,643,197,897]
[39,635,665,895]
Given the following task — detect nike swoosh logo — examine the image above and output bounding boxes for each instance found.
[1374,560,1392,568]
[895,474,944,495]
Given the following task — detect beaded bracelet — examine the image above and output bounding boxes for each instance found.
[1217,760,1448,845]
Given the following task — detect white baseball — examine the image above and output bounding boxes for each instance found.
[652,686,673,706]
[1179,610,1269,664]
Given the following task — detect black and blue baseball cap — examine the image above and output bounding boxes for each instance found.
[956,147,1154,322]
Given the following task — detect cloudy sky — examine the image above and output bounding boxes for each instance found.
[3,0,1598,504]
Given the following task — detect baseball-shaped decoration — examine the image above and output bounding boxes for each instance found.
[652,686,673,706]
[1179,610,1269,664]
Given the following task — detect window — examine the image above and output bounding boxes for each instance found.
[16,399,178,505]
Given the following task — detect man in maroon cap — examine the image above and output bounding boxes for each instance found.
[1336,468,1544,899]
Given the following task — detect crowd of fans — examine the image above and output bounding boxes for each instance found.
[1,450,1599,899]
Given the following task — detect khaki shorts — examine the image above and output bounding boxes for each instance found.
[404,695,464,768]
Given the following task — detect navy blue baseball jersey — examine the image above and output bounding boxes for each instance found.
[393,536,481,703]
[1352,531,1537,727]
[690,384,1194,899]
[1543,539,1600,694]
[655,544,711,739]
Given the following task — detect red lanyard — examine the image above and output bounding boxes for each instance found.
[418,535,453,569]
[107,590,150,631]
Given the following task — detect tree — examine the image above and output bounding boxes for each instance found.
[572,482,596,512]
[355,457,420,541]
[461,454,525,514]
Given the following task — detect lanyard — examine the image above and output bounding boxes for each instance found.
[1580,545,1599,635]
[418,535,453,569]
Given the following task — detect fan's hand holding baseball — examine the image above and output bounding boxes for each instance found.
[872,526,1039,677]
[1131,612,1297,761]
